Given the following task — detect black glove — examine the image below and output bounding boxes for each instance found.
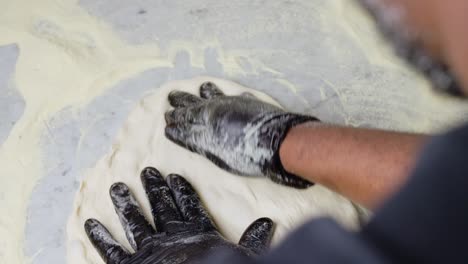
[85,167,274,264]
[164,82,318,189]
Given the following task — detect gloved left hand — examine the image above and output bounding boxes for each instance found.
[164,82,317,189]
[85,167,274,264]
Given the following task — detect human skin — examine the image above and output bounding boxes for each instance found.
[381,0,468,91]
[280,0,468,209]
[280,123,427,208]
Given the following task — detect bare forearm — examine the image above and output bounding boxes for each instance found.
[280,122,428,209]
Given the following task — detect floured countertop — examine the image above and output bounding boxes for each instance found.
[0,0,468,263]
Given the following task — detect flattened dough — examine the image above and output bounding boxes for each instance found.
[66,77,359,263]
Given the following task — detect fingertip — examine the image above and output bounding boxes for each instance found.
[256,217,274,226]
[165,110,175,124]
[109,182,129,200]
[257,217,275,234]
[250,217,274,232]
[167,90,182,105]
[166,173,195,197]
[168,90,202,107]
[140,167,165,193]
[168,90,181,98]
[164,124,176,139]
[141,167,161,179]
[164,125,184,144]
[200,81,224,99]
[84,218,110,242]
[84,218,98,234]
[166,173,182,188]
[84,218,131,262]
[239,217,275,253]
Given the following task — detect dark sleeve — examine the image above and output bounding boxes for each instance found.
[203,218,388,264]
[202,123,468,264]
[362,123,468,264]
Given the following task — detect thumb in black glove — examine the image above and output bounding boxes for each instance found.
[85,167,274,264]
[165,82,318,189]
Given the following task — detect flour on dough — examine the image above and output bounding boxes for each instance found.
[66,77,359,264]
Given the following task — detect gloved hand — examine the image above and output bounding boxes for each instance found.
[165,82,318,189]
[85,167,274,264]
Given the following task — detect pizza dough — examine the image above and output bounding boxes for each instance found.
[66,76,360,264]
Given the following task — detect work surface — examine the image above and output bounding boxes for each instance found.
[1,0,468,263]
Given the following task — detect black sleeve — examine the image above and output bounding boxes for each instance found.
[202,123,468,264]
[204,218,388,264]
[362,123,468,264]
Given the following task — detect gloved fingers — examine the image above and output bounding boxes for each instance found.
[168,90,203,108]
[110,182,155,251]
[238,217,274,255]
[164,108,189,125]
[200,81,224,99]
[164,124,187,146]
[165,107,202,126]
[164,109,204,154]
[164,108,180,125]
[140,167,183,232]
[165,124,200,153]
[167,174,217,232]
[84,218,131,264]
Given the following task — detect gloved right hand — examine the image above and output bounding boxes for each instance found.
[165,82,318,189]
[85,167,274,264]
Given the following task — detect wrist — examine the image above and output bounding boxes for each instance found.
[279,121,320,178]
[265,115,318,188]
